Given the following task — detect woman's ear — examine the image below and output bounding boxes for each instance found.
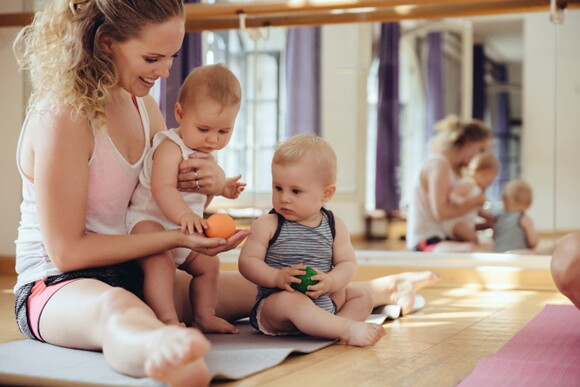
[99,35,114,53]
[322,184,336,203]
[174,102,184,124]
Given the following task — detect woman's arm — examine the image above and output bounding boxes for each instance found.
[31,109,228,273]
[425,160,485,221]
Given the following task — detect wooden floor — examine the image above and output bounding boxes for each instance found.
[0,270,571,386]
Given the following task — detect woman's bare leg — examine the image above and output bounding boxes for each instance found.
[214,271,257,322]
[332,286,374,322]
[174,270,257,324]
[351,271,441,314]
[39,279,211,386]
[205,270,440,323]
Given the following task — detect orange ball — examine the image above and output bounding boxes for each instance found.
[205,213,236,239]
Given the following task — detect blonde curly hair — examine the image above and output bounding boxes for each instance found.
[430,114,491,152]
[13,0,184,125]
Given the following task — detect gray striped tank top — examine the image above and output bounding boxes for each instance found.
[257,209,336,313]
[494,211,528,252]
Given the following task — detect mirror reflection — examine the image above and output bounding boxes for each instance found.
[200,11,580,255]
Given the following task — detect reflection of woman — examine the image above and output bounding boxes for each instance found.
[406,115,492,252]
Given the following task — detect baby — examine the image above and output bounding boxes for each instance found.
[239,134,385,346]
[494,179,539,252]
[126,64,245,332]
[443,152,499,244]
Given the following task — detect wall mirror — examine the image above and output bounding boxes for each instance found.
[171,2,579,257]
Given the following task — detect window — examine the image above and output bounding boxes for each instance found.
[205,28,286,206]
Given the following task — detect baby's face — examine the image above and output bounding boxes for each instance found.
[177,99,239,152]
[473,169,497,188]
[271,160,331,224]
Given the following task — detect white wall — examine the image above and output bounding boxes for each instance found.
[321,23,372,234]
[0,0,25,256]
[523,10,580,232]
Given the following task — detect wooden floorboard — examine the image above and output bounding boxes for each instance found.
[0,271,572,386]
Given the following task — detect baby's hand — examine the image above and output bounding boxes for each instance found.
[222,175,246,199]
[180,212,206,234]
[275,264,306,292]
[305,268,333,299]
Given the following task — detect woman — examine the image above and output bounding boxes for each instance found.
[13,1,236,385]
[406,115,493,252]
[13,1,438,385]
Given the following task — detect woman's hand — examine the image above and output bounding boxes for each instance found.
[181,229,250,257]
[275,264,306,292]
[305,268,334,299]
[177,152,226,195]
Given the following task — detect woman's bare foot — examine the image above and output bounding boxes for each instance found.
[341,322,385,347]
[368,271,440,314]
[195,314,239,334]
[145,326,211,387]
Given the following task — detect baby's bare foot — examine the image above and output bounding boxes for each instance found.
[145,326,211,387]
[341,322,386,347]
[195,314,239,334]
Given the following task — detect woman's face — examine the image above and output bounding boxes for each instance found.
[106,17,185,97]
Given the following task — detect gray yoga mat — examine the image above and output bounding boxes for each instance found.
[0,297,422,385]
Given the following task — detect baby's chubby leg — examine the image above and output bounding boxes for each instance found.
[182,252,238,334]
[133,220,181,325]
[259,291,385,347]
[332,286,374,322]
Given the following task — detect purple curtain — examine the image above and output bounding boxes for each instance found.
[493,64,510,201]
[375,23,401,212]
[425,32,445,139]
[285,27,321,136]
[159,0,202,129]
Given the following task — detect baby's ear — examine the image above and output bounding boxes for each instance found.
[174,102,184,123]
[322,184,336,203]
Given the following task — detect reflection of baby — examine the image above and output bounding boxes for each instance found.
[494,179,539,252]
[443,152,499,244]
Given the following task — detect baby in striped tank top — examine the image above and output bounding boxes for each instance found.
[239,135,385,346]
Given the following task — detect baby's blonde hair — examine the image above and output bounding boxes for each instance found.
[273,134,337,185]
[503,179,533,207]
[430,114,491,152]
[13,0,184,125]
[178,63,241,110]
[468,152,499,175]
